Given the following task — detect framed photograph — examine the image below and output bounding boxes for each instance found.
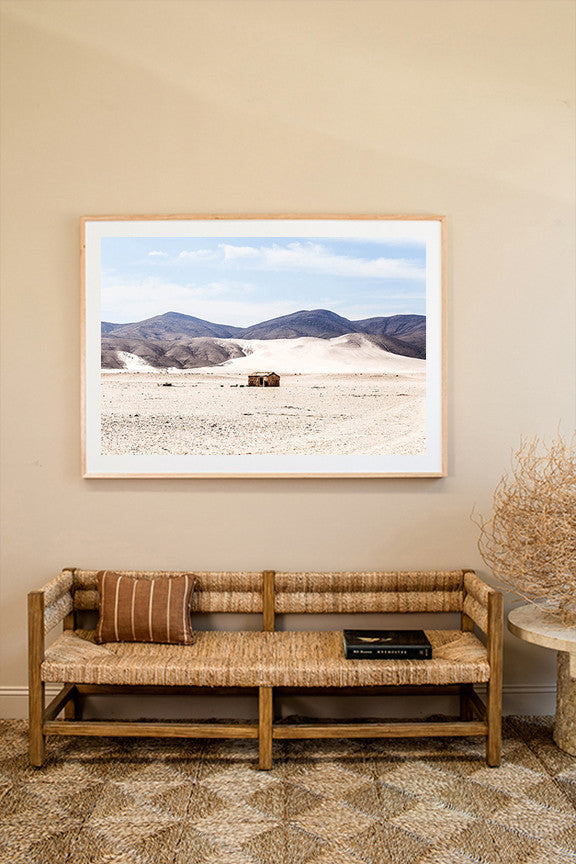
[82,215,445,477]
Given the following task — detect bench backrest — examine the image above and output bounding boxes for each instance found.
[72,569,264,613]
[274,571,464,613]
[70,569,465,615]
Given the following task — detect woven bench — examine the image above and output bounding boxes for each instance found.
[28,568,503,768]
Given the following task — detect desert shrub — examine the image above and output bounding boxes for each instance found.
[476,434,576,624]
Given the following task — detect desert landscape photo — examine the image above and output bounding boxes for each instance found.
[96,230,429,458]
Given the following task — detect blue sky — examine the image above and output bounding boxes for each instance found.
[101,236,426,325]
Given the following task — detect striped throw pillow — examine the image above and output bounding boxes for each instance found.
[95,571,196,644]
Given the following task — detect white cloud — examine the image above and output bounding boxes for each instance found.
[148,241,424,282]
[221,244,260,260]
[220,241,424,280]
[178,249,217,262]
[148,250,169,257]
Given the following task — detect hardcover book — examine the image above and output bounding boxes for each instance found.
[343,629,432,659]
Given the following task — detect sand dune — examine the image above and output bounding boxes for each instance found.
[113,351,158,372]
[104,333,426,375]
[215,333,425,374]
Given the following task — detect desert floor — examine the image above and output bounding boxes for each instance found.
[100,372,426,456]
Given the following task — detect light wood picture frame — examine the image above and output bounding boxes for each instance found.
[82,215,446,478]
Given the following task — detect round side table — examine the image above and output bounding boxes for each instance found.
[508,604,576,755]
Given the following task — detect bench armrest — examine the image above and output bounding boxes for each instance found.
[463,570,500,634]
[462,570,503,689]
[28,568,75,637]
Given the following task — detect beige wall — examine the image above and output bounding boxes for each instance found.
[1,0,574,717]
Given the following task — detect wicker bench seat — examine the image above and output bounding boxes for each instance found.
[42,629,490,689]
[28,568,503,770]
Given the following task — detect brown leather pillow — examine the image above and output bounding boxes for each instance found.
[95,571,196,644]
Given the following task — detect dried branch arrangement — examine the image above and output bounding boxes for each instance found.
[476,434,576,624]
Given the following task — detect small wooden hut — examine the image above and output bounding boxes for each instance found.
[248,372,280,387]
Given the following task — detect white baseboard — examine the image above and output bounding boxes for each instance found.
[1,685,62,720]
[0,683,556,721]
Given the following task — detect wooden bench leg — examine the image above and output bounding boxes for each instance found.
[28,591,45,767]
[259,686,273,770]
[486,679,502,766]
[486,592,503,767]
[29,679,45,766]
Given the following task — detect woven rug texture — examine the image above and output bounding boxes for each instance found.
[1,716,576,864]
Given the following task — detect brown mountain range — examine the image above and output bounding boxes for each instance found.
[101,309,426,369]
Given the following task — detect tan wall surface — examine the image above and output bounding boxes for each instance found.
[1,0,574,715]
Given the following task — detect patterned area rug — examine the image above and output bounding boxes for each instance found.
[1,717,576,863]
